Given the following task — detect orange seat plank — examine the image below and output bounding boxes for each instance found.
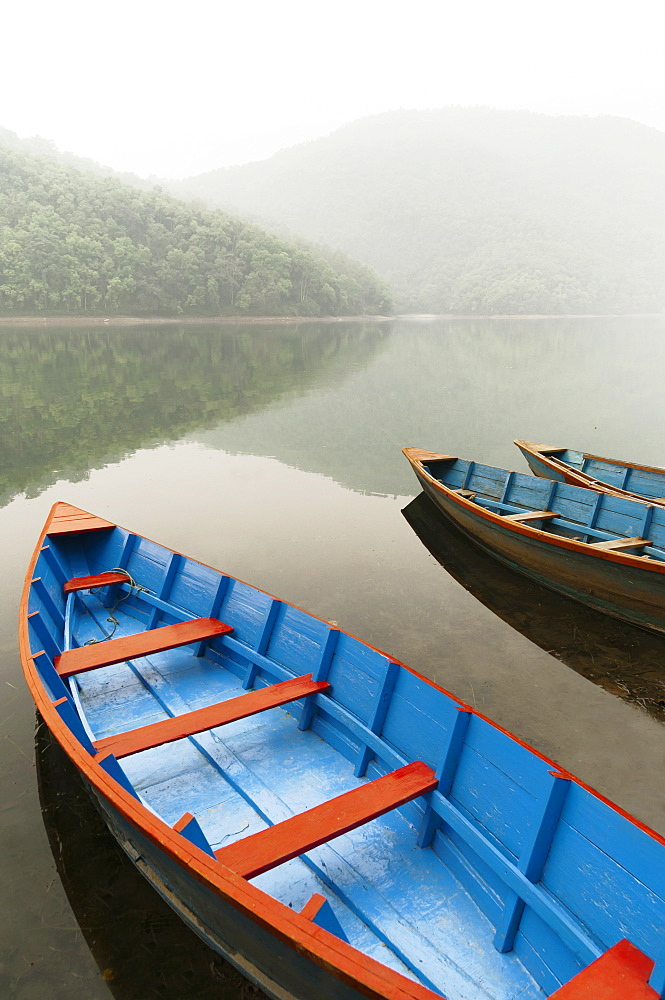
[64,571,131,594]
[55,618,233,678]
[215,761,438,880]
[549,939,655,999]
[93,673,330,758]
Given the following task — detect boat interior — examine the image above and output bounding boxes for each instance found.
[528,448,665,500]
[421,457,665,560]
[27,522,665,1000]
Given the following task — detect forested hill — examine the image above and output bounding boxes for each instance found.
[171,109,665,315]
[0,141,391,317]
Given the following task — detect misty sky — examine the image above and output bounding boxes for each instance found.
[3,0,663,179]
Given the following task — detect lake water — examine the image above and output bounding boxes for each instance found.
[2,316,665,999]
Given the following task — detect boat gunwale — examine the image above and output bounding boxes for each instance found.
[20,501,665,1000]
[514,440,665,506]
[403,448,665,576]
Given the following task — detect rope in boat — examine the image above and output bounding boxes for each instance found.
[83,569,151,644]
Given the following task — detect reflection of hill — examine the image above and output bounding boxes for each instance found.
[195,316,665,499]
[403,492,665,721]
[0,322,388,507]
[35,721,261,1000]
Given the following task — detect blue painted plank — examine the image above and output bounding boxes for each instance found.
[541,821,665,958]
[325,634,393,725]
[33,650,70,703]
[354,661,400,777]
[428,792,602,964]
[242,599,283,689]
[552,783,665,906]
[298,627,340,731]
[103,531,137,607]
[195,573,230,655]
[170,560,222,618]
[27,610,61,661]
[53,696,96,753]
[39,544,68,586]
[97,753,141,800]
[267,606,333,677]
[220,580,275,649]
[173,812,217,858]
[301,895,349,943]
[418,707,471,848]
[148,552,183,630]
[30,576,65,632]
[494,774,570,952]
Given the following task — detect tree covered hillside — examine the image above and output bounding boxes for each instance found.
[171,109,665,315]
[0,143,391,317]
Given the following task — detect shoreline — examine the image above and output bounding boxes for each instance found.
[0,312,663,327]
[0,315,393,327]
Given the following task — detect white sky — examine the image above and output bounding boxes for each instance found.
[1,0,663,179]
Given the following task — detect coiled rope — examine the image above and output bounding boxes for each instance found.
[83,569,152,644]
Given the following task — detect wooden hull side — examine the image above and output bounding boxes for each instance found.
[519,451,571,486]
[412,469,665,635]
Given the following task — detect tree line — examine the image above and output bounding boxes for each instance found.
[0,142,391,317]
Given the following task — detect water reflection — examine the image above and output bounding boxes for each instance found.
[35,719,262,1000]
[195,315,665,498]
[0,322,388,508]
[402,492,665,721]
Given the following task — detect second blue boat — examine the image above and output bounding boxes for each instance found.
[403,447,665,635]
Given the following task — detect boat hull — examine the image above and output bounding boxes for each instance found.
[88,782,365,1000]
[20,502,665,1000]
[412,467,665,636]
[515,440,665,506]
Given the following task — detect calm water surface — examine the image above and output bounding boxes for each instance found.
[1,317,665,999]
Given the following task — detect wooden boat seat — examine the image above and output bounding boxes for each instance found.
[548,938,656,998]
[63,571,131,593]
[504,510,559,523]
[214,761,438,880]
[93,674,331,758]
[55,618,233,678]
[590,537,649,552]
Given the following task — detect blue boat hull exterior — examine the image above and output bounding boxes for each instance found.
[519,451,568,485]
[20,504,665,1000]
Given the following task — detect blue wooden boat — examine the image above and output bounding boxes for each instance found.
[21,503,665,1000]
[515,440,665,506]
[403,448,665,636]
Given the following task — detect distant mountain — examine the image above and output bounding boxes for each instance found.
[169,109,665,314]
[0,125,155,190]
[0,136,391,317]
